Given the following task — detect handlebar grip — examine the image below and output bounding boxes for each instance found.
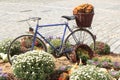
[29,17,41,21]
[18,17,41,22]
[18,19,30,22]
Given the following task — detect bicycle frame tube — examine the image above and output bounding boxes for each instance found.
[31,22,70,51]
[31,24,39,50]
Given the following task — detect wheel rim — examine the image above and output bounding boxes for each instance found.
[7,35,47,65]
[64,29,95,61]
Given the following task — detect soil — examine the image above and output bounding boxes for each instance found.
[0,56,73,72]
[0,53,120,80]
[0,56,74,80]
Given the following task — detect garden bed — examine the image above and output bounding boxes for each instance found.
[0,56,73,80]
[1,53,120,80]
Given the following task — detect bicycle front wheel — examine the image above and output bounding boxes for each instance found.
[64,28,95,61]
[7,35,47,65]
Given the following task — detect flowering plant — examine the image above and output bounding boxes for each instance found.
[0,68,7,80]
[47,36,61,53]
[73,3,94,15]
[70,65,114,80]
[0,39,12,53]
[90,41,110,55]
[47,38,62,58]
[47,36,70,56]
[87,57,113,69]
[0,39,21,57]
[112,62,120,70]
[109,70,120,79]
[100,58,112,69]
[100,61,112,69]
[87,60,101,67]
[12,50,55,80]
[76,47,90,64]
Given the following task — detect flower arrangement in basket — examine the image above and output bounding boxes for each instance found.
[73,3,94,28]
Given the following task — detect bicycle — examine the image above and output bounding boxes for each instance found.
[7,16,95,65]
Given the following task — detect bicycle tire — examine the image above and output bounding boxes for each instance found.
[7,35,47,65]
[64,28,95,61]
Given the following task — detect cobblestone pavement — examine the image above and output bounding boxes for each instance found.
[0,0,120,53]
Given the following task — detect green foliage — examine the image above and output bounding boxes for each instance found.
[12,50,55,80]
[91,41,110,55]
[76,46,91,65]
[0,39,21,56]
[48,38,70,54]
[0,39,12,54]
[100,57,112,62]
[77,48,90,58]
[70,65,114,80]
[48,39,61,53]
[0,76,6,80]
[9,41,21,56]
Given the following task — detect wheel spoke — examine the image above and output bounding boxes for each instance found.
[7,35,47,65]
[64,28,95,62]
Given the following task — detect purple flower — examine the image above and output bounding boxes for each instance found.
[46,36,53,42]
[56,36,61,39]
[113,62,120,68]
[93,61,100,66]
[46,36,61,41]
[0,67,7,79]
[0,73,4,77]
[109,70,119,78]
[0,68,2,74]
[102,61,109,66]
[0,73,7,80]
[48,36,53,40]
[2,73,7,77]
[59,66,66,71]
[0,68,2,71]
[111,71,118,76]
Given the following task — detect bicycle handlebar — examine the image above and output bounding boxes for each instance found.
[18,15,75,23]
[18,17,41,22]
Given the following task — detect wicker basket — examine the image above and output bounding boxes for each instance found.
[75,12,94,28]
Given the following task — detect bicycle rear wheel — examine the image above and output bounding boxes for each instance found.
[64,28,95,62]
[7,35,47,65]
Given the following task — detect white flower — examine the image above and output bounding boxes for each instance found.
[12,50,55,80]
[70,65,114,80]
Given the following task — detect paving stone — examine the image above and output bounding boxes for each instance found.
[0,0,120,53]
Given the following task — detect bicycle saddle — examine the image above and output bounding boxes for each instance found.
[61,16,75,21]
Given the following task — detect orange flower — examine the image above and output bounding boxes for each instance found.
[73,3,94,14]
[73,8,78,15]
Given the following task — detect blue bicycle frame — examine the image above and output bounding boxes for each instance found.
[31,22,73,53]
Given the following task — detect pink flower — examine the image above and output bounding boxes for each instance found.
[113,62,120,68]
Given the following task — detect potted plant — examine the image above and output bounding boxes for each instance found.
[75,44,94,65]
